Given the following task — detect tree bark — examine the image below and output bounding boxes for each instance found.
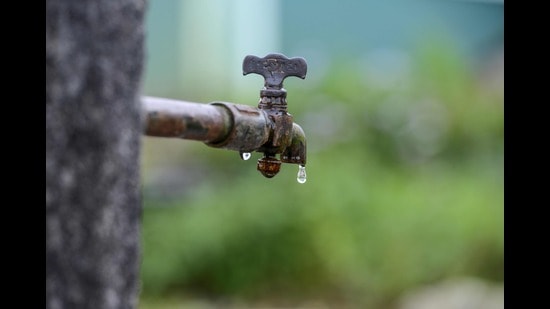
[46,1,146,308]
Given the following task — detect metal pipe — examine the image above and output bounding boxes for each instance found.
[143,96,231,143]
[142,96,271,152]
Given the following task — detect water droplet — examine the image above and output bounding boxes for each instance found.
[240,152,251,160]
[297,165,307,184]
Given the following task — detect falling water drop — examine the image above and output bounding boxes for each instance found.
[240,152,251,160]
[297,164,307,184]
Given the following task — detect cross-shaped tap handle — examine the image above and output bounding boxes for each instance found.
[243,53,307,90]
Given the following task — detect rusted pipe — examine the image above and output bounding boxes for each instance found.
[143,96,271,152]
[143,96,230,143]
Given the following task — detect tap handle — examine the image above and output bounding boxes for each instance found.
[243,53,307,90]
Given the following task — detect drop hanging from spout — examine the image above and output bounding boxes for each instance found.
[239,152,251,161]
[297,164,307,184]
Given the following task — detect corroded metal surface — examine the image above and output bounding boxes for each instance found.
[243,53,307,90]
[243,53,308,177]
[143,96,231,143]
[206,102,270,152]
[281,123,307,165]
[257,156,282,178]
[142,53,308,179]
[143,97,272,152]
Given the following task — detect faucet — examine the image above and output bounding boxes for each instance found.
[143,53,307,182]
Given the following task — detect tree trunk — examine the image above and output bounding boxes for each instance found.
[46,1,146,308]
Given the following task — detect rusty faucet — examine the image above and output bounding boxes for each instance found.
[143,53,307,182]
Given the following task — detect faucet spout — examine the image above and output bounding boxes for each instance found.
[281,123,307,166]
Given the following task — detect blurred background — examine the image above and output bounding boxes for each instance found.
[140,0,503,308]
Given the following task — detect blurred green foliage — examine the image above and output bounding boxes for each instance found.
[139,43,503,308]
